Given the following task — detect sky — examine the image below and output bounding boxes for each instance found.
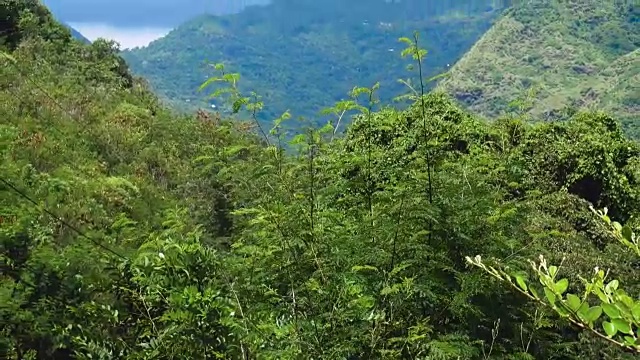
[65,23,171,50]
[43,0,269,49]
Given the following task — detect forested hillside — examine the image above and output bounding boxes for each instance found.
[2,1,640,359]
[121,0,507,122]
[439,0,639,135]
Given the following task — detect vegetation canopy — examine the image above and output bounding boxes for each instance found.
[1,1,639,359]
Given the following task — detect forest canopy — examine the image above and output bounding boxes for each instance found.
[1,1,639,359]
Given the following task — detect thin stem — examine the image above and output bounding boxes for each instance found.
[390,196,405,271]
[250,93,271,147]
[413,32,433,244]
[367,89,375,244]
[330,109,347,143]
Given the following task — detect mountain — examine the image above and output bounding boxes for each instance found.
[438,0,639,132]
[578,49,639,133]
[65,24,91,44]
[42,0,270,27]
[121,0,508,122]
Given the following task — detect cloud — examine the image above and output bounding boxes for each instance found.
[68,23,171,49]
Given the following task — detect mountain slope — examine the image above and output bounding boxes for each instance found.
[580,49,639,132]
[64,23,91,43]
[438,0,639,128]
[121,0,507,122]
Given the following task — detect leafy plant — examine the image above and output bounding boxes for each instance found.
[466,206,640,353]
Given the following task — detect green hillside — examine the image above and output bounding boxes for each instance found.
[580,49,639,133]
[3,1,640,359]
[438,0,639,133]
[121,0,508,122]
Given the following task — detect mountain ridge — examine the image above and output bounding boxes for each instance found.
[64,23,91,44]
[438,0,639,133]
[120,0,508,122]
[118,0,638,133]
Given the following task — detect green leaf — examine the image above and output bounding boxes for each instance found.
[556,305,570,317]
[565,294,582,312]
[605,279,619,293]
[515,275,528,291]
[612,318,632,334]
[544,288,556,305]
[398,37,412,45]
[623,336,636,347]
[554,278,569,295]
[617,292,636,311]
[576,302,589,321]
[319,122,334,134]
[584,306,602,323]
[594,288,609,303]
[602,321,617,337]
[549,266,558,278]
[632,303,640,322]
[352,265,378,273]
[602,302,621,319]
[621,225,633,241]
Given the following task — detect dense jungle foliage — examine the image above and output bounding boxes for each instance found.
[1,1,639,359]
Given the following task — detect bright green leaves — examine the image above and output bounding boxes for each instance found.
[606,279,620,293]
[603,302,621,319]
[399,32,428,63]
[582,306,603,324]
[594,206,640,256]
[565,294,582,312]
[633,304,640,323]
[554,278,569,295]
[603,321,617,337]
[397,31,443,102]
[466,209,640,353]
[612,318,632,335]
[468,254,640,352]
[320,96,367,142]
[515,274,528,291]
[199,63,240,92]
[543,288,556,307]
[200,62,260,117]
